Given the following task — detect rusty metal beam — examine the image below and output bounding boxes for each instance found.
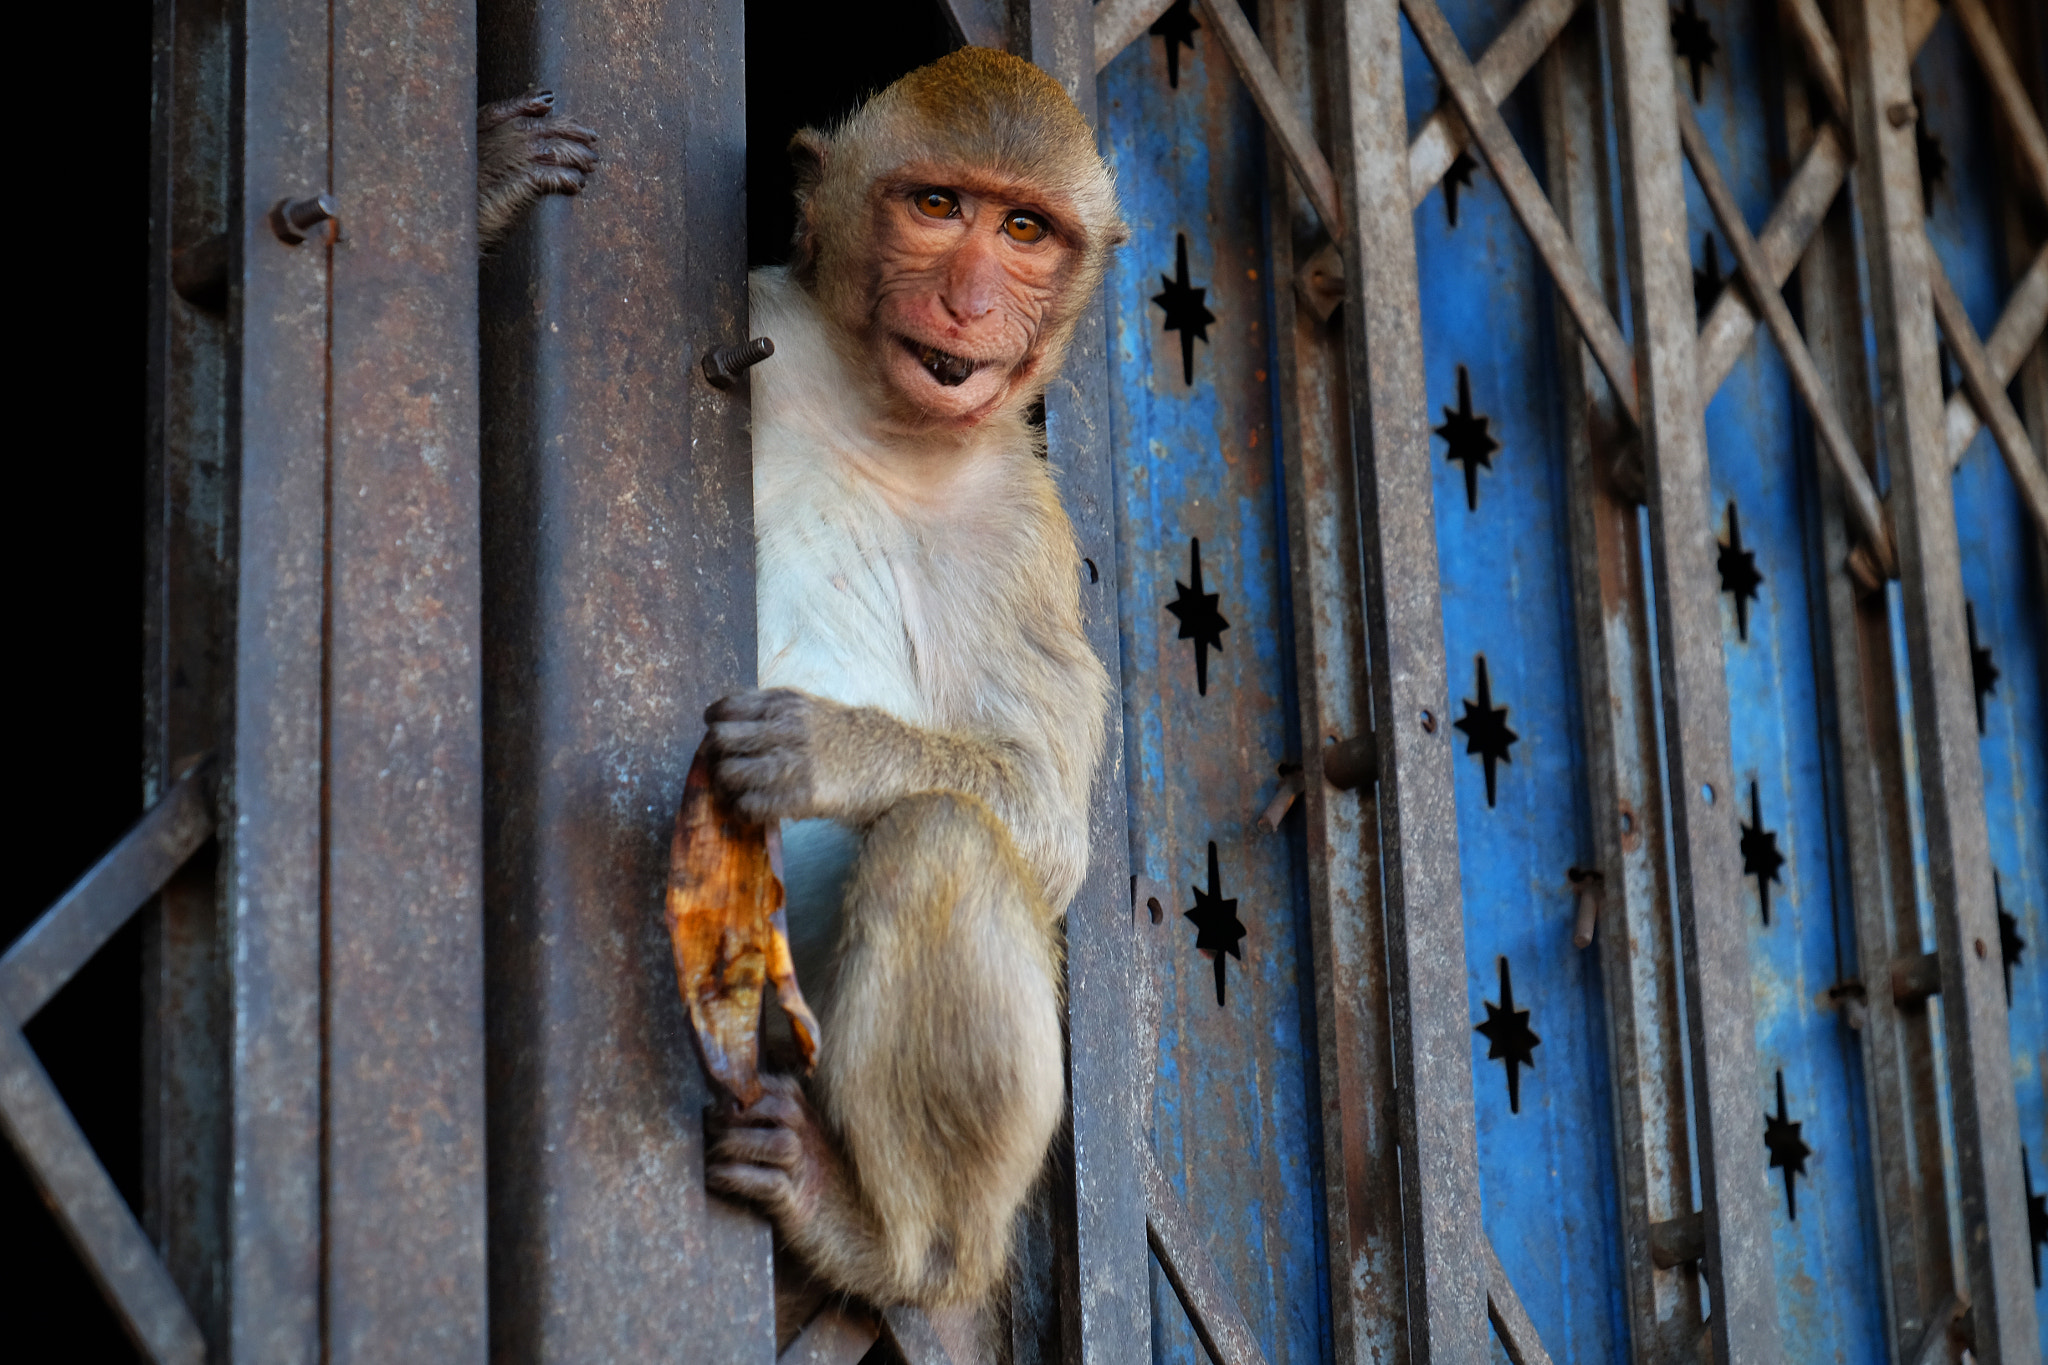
[1198,0,1345,239]
[1144,1153,1273,1365]
[1945,246,2048,465]
[1925,246,2048,538]
[1094,0,1177,71]
[1407,0,1585,205]
[1483,1239,1554,1365]
[1327,0,1489,1357]
[779,1308,880,1365]
[1601,0,1780,1358]
[1839,0,2040,1356]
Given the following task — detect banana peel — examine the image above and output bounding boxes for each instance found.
[665,739,820,1106]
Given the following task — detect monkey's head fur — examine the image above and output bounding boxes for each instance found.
[789,47,1128,429]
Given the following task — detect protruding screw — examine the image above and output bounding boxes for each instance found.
[270,193,338,245]
[703,336,776,390]
[1568,866,1605,949]
[1886,100,1917,128]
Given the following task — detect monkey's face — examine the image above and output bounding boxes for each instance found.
[862,170,1077,427]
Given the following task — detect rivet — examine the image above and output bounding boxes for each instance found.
[1887,100,1917,127]
[1420,709,1436,733]
[1974,938,1987,959]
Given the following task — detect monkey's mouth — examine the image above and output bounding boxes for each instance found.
[902,338,979,387]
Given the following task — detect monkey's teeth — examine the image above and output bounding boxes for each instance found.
[915,343,977,387]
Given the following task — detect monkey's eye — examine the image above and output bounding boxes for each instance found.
[1002,213,1049,243]
[914,189,959,219]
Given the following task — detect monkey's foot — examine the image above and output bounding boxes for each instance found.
[477,90,599,251]
[705,1074,841,1230]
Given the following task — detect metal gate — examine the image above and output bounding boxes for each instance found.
[5,0,2043,1361]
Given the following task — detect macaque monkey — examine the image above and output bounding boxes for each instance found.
[477,91,598,252]
[700,46,1126,1347]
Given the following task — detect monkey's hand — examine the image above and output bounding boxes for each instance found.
[702,688,847,824]
[705,1075,846,1233]
[477,91,598,254]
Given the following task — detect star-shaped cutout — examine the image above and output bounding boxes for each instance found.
[1717,501,1763,641]
[1150,0,1200,90]
[1453,655,1517,808]
[1153,232,1215,386]
[1996,871,2024,1007]
[1670,0,1717,103]
[1967,601,1999,734]
[1442,149,1478,227]
[1185,841,1246,1006]
[1764,1069,1811,1220]
[1694,232,1726,321]
[1915,98,1947,214]
[2024,1144,2047,1288]
[1474,957,1540,1113]
[1434,365,1499,512]
[1741,781,1785,926]
[1165,537,1228,695]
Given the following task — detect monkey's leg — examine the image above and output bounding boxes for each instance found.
[708,792,1064,1315]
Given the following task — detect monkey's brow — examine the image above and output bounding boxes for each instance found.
[886,171,1063,224]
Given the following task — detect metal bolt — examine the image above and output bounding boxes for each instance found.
[1257,763,1306,832]
[1568,867,1604,949]
[270,193,338,245]
[703,336,776,389]
[1887,100,1917,128]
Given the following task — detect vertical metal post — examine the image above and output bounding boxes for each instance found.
[321,0,491,1353]
[1020,3,1147,1360]
[476,0,776,1358]
[228,0,331,1354]
[1326,0,1488,1357]
[1782,36,1960,1359]
[1838,1,2039,1357]
[1598,0,1780,1359]
[1537,12,1704,1361]
[1263,0,1407,1360]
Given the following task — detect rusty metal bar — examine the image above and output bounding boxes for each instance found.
[1839,0,2040,1357]
[1402,0,1641,423]
[1538,13,1704,1359]
[1483,1238,1555,1365]
[0,1007,206,1365]
[0,764,212,1022]
[1952,0,2048,200]
[1200,0,1345,239]
[1925,249,2048,538]
[1601,0,1780,1358]
[1018,5,1149,1360]
[1094,0,1177,71]
[779,1308,880,1365]
[1262,0,1407,1356]
[881,1307,964,1365]
[1143,1153,1273,1365]
[1785,57,1961,1355]
[1328,0,1489,1356]
[1407,0,1585,205]
[1674,96,1895,571]
[475,0,776,1356]
[939,0,1009,49]
[1945,246,2048,465]
[227,0,332,1351]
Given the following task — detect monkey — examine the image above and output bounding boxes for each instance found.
[698,46,1127,1353]
[477,90,598,252]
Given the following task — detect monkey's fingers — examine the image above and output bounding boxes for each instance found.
[534,120,599,148]
[708,1121,803,1170]
[709,1081,808,1130]
[531,139,599,174]
[705,1159,797,1211]
[523,166,589,200]
[479,89,556,133]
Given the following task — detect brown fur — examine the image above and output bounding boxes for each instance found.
[476,91,598,252]
[702,50,1126,1351]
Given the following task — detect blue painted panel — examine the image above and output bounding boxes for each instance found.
[1100,21,1333,1364]
[1915,13,2048,1347]
[1675,2,1891,1357]
[1400,4,1631,1360]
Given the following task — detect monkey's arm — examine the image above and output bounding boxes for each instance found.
[477,92,598,252]
[704,688,1088,903]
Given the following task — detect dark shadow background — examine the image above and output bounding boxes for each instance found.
[3,6,151,1362]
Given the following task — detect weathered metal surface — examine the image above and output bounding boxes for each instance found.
[1403,3,1626,1357]
[1143,1154,1273,1365]
[1913,3,2048,1352]
[1023,5,1149,1362]
[1483,1237,1555,1365]
[1262,0,1409,1358]
[1786,35,1961,1360]
[1600,0,1780,1357]
[1,765,213,1021]
[1540,11,1705,1358]
[227,0,333,1352]
[475,0,776,1356]
[1676,6,1891,1352]
[1100,18,1330,1361]
[1405,0,1583,205]
[779,1306,879,1365]
[1330,0,1491,1357]
[0,1007,205,1365]
[1925,256,2048,539]
[1196,0,1343,238]
[1841,0,2039,1356]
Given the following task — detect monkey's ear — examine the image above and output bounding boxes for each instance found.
[788,128,830,280]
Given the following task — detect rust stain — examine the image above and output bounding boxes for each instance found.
[664,739,819,1106]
